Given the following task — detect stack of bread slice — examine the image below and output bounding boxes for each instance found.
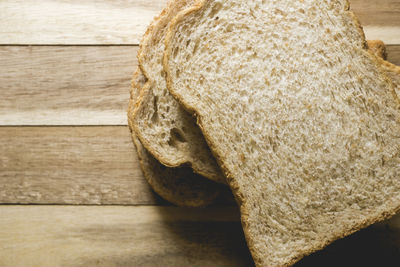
[128,0,400,265]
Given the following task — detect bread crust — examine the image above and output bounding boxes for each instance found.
[164,1,400,265]
[137,0,192,78]
[367,40,387,60]
[367,40,400,102]
[377,56,400,79]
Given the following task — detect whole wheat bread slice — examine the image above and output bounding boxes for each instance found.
[133,0,395,186]
[128,67,223,207]
[134,26,395,207]
[132,0,226,184]
[164,0,400,265]
[130,16,398,210]
[132,6,393,207]
[130,41,398,208]
[129,6,397,211]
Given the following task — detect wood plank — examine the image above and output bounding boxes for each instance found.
[1,45,400,126]
[0,46,137,126]
[0,206,399,267]
[351,0,400,26]
[0,126,234,205]
[364,27,400,46]
[0,0,168,45]
[0,126,160,205]
[0,0,399,45]
[0,206,251,267]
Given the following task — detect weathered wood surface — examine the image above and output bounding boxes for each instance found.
[0,0,168,45]
[0,125,235,205]
[351,0,400,45]
[0,0,399,44]
[351,0,400,26]
[1,1,400,265]
[0,46,137,126]
[0,206,399,267]
[0,126,159,205]
[0,206,252,267]
[1,45,399,126]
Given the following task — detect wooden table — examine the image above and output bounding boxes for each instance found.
[1,1,400,266]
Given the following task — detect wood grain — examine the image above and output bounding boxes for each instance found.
[0,206,251,267]
[0,46,137,126]
[0,1,399,265]
[0,0,168,45]
[351,0,400,26]
[0,0,399,45]
[0,205,399,267]
[0,126,159,205]
[1,45,400,126]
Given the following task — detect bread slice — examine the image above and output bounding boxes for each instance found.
[128,67,222,207]
[164,1,400,265]
[132,5,394,207]
[132,0,226,184]
[133,0,394,186]
[130,41,398,208]
[134,0,395,186]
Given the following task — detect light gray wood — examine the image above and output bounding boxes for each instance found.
[0,205,399,267]
[0,0,399,44]
[0,46,137,126]
[1,45,399,126]
[0,126,159,205]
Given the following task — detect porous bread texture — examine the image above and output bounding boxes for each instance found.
[132,14,395,208]
[134,37,389,191]
[128,67,221,207]
[376,58,400,97]
[133,0,392,186]
[133,0,226,184]
[165,0,400,266]
[129,40,397,208]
